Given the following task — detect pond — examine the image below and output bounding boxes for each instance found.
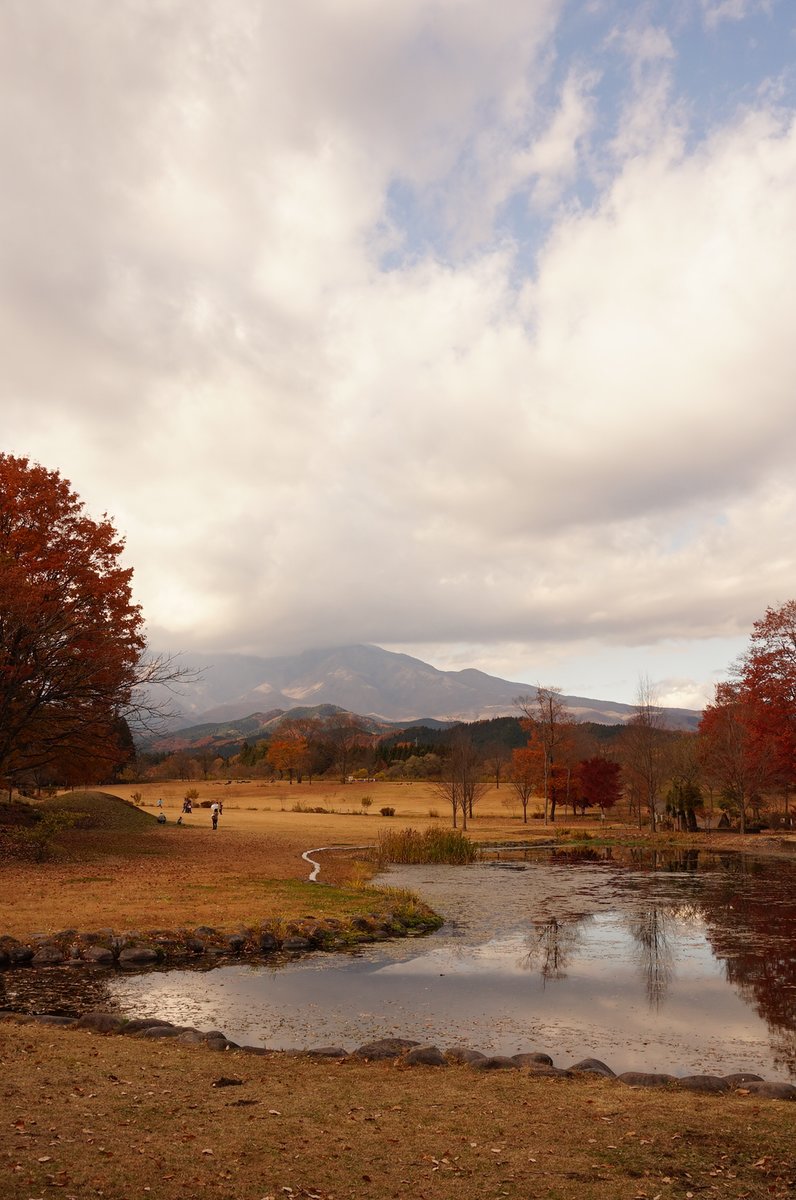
[3,847,795,1079]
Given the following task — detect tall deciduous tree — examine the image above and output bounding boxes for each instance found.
[510,744,540,823]
[736,599,796,813]
[619,675,668,832]
[435,729,487,830]
[698,682,772,834]
[517,687,571,824]
[0,455,187,789]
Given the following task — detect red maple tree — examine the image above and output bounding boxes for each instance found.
[738,601,796,805]
[0,454,145,787]
[576,756,622,817]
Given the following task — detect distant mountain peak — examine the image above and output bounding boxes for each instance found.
[160,642,699,732]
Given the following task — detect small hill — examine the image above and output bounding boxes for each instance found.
[44,790,156,831]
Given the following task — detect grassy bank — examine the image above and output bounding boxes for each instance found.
[0,1019,793,1200]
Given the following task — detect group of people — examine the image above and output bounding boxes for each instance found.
[154,796,223,829]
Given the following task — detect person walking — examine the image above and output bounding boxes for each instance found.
[211,800,219,831]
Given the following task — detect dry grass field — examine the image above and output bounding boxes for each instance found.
[1,1017,794,1200]
[2,777,785,940]
[1,779,550,938]
[2,782,794,1197]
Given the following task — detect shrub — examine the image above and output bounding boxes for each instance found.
[8,810,77,861]
[379,806,396,817]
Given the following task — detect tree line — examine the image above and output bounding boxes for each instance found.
[2,453,795,832]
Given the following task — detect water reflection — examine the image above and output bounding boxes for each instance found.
[523,916,590,982]
[626,906,675,1009]
[2,849,795,1079]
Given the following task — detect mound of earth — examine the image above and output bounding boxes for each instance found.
[43,790,158,831]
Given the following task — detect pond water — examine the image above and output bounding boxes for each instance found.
[3,847,795,1079]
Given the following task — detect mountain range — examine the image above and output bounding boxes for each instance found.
[161,643,699,731]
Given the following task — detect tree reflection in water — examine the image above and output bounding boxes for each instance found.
[697,855,796,1074]
[522,915,590,983]
[626,904,675,1009]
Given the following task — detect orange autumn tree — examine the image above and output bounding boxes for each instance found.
[0,454,146,789]
[265,736,310,783]
[510,744,540,823]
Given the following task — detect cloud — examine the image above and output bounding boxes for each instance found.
[2,0,796,702]
[700,0,772,31]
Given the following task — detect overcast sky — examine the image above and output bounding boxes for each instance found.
[3,0,796,708]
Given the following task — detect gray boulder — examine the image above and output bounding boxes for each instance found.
[512,1052,553,1067]
[8,945,34,964]
[31,945,65,966]
[472,1056,521,1071]
[83,946,114,965]
[618,1072,677,1088]
[401,1045,447,1067]
[446,1046,487,1065]
[123,1017,174,1033]
[569,1058,615,1077]
[282,937,311,952]
[677,1075,730,1094]
[75,1012,125,1033]
[118,946,160,966]
[351,1038,420,1061]
[741,1081,796,1101]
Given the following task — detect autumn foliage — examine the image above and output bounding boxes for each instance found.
[576,756,622,815]
[0,454,145,787]
[699,600,796,830]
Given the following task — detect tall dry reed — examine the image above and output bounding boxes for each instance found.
[372,825,478,865]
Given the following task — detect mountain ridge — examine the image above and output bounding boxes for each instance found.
[160,643,699,731]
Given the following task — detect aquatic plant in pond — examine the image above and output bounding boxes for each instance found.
[372,825,478,865]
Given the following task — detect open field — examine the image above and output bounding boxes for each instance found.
[3,778,790,940]
[1,1018,793,1200]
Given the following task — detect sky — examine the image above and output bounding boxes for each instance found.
[3,0,796,710]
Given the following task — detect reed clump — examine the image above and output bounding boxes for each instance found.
[372,825,478,865]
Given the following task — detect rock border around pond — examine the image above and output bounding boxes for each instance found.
[1,1013,793,1102]
[0,907,443,970]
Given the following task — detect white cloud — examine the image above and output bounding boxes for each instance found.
[700,0,772,31]
[2,0,796,704]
